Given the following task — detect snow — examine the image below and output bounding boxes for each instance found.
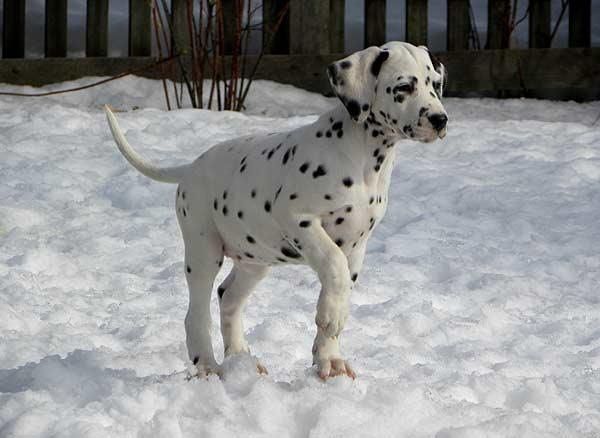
[1,76,600,437]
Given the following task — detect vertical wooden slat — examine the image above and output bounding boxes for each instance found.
[290,0,330,54]
[569,0,591,47]
[2,0,26,58]
[86,0,108,57]
[447,0,469,50]
[263,0,289,54]
[529,0,551,48]
[365,0,386,47]
[129,0,152,56]
[406,0,428,46]
[45,0,68,57]
[486,0,511,49]
[222,0,237,55]
[171,0,192,55]
[329,0,345,53]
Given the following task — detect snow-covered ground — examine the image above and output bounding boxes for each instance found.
[1,77,600,437]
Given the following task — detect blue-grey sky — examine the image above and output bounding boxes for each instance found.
[0,0,599,57]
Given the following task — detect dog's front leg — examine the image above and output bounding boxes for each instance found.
[289,218,356,379]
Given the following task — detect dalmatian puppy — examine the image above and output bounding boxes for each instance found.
[105,41,448,380]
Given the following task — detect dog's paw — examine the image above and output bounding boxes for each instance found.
[187,362,222,380]
[315,358,356,380]
[315,294,349,337]
[221,352,269,377]
[312,332,356,380]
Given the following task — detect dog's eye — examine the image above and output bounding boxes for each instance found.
[394,84,413,93]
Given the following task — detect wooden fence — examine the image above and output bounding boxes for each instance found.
[0,0,598,100]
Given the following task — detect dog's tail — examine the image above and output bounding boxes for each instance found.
[105,105,187,184]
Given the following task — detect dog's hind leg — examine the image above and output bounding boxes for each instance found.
[218,263,269,373]
[179,216,224,377]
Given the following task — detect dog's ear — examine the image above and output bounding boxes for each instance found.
[422,47,447,98]
[327,46,390,123]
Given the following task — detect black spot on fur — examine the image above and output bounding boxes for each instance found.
[277,257,286,263]
[290,193,298,200]
[430,91,436,98]
[332,121,343,131]
[223,190,227,199]
[312,165,327,178]
[337,130,344,138]
[324,194,332,200]
[182,208,187,217]
[193,356,199,365]
[237,211,244,219]
[335,238,344,247]
[218,286,226,299]
[244,252,254,259]
[336,217,344,225]
[362,104,370,111]
[343,177,353,187]
[240,164,246,173]
[346,206,352,213]
[373,148,380,157]
[251,189,256,198]
[213,199,218,210]
[186,265,191,273]
[374,164,381,172]
[264,201,271,212]
[369,196,374,204]
[316,131,323,138]
[371,50,390,76]
[281,246,301,259]
[351,273,358,282]
[346,99,361,119]
[299,220,311,228]
[274,185,282,201]
[299,162,310,173]
[222,206,228,215]
[267,149,275,159]
[340,60,352,69]
[372,130,380,138]
[182,192,186,200]
[247,235,255,244]
[326,131,332,138]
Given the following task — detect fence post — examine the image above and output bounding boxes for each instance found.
[290,1,330,54]
[406,0,428,46]
[86,0,109,57]
[2,0,25,58]
[129,0,151,56]
[45,0,68,57]
[365,0,386,47]
[263,0,290,54]
[222,0,237,55]
[529,0,551,48]
[447,0,469,50]
[569,0,591,47]
[330,0,345,53]
[486,0,511,48]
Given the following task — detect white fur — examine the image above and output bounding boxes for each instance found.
[105,42,448,379]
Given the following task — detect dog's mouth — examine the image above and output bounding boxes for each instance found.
[412,125,445,143]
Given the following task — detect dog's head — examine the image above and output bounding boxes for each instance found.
[327,42,448,142]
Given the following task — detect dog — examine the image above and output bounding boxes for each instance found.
[105,41,448,380]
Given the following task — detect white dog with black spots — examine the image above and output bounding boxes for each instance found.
[105,41,448,380]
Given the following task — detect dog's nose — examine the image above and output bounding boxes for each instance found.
[428,113,448,131]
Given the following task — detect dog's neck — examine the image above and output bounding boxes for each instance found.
[317,104,401,178]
